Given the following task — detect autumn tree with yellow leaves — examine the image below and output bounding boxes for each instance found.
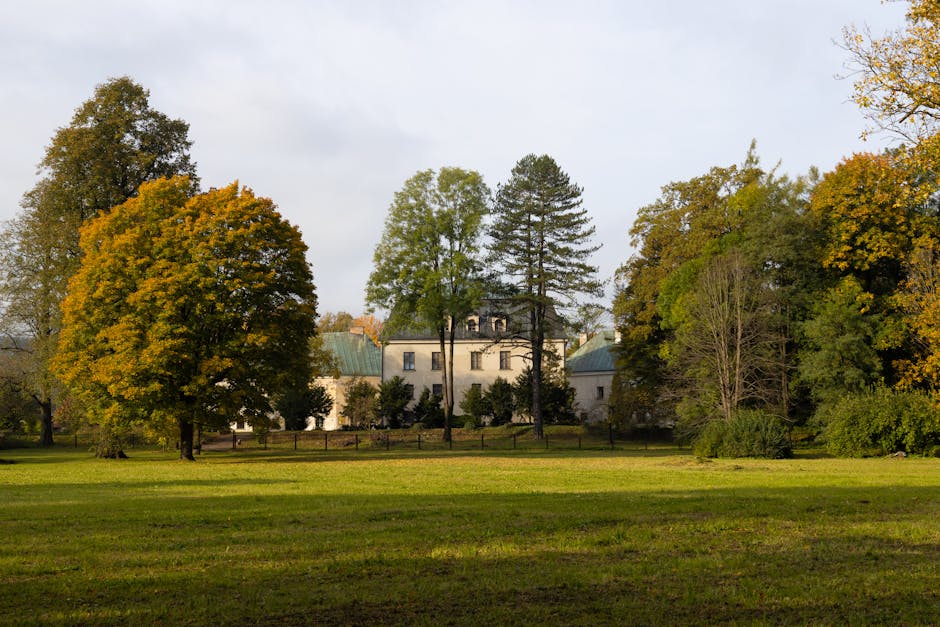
[54,177,317,459]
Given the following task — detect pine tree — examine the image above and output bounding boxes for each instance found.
[489,155,602,438]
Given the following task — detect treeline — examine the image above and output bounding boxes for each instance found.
[611,1,940,457]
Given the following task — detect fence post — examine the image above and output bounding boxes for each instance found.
[323,432,327,451]
[263,435,267,450]
[513,433,517,450]
[449,435,453,450]
[609,422,614,450]
[386,433,390,451]
[545,433,549,449]
[355,433,359,450]
[578,436,582,450]
[418,434,421,450]
[294,433,298,451]
[75,433,78,448]
[232,432,237,450]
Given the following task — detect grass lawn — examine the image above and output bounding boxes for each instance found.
[2,446,939,625]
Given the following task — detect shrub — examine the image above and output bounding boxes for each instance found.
[693,409,791,459]
[412,387,444,428]
[820,387,940,457]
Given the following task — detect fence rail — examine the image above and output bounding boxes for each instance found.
[225,427,679,453]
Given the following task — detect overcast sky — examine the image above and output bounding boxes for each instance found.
[0,1,910,317]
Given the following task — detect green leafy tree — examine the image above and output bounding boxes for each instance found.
[367,167,490,441]
[513,367,577,425]
[483,377,515,426]
[53,177,316,460]
[317,312,355,334]
[276,383,333,431]
[341,378,378,429]
[489,154,602,437]
[412,387,444,428]
[377,376,412,428]
[666,251,782,426]
[459,385,488,427]
[798,277,884,404]
[0,76,196,446]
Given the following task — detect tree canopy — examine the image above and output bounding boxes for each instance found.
[0,76,196,446]
[54,176,317,459]
[366,167,490,440]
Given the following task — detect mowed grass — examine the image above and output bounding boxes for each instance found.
[2,447,940,625]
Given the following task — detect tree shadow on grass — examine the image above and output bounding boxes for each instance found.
[7,484,940,625]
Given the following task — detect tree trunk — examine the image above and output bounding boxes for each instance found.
[531,317,544,440]
[38,396,54,447]
[179,417,195,461]
[439,327,452,443]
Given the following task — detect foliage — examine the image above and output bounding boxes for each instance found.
[484,377,515,426]
[276,383,333,431]
[843,0,940,140]
[351,314,384,347]
[894,236,940,390]
[411,387,444,428]
[666,251,782,424]
[489,154,602,437]
[808,151,929,296]
[513,367,577,425]
[692,409,792,459]
[613,147,812,428]
[459,385,488,425]
[367,167,490,440]
[798,277,884,403]
[0,374,36,434]
[0,76,196,447]
[377,376,412,428]
[341,377,378,429]
[317,311,355,333]
[53,177,317,460]
[820,386,940,457]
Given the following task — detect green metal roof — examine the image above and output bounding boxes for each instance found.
[321,332,382,377]
[567,330,617,374]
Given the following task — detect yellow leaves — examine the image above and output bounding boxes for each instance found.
[54,175,317,432]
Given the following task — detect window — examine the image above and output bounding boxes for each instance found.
[596,386,605,400]
[432,384,443,397]
[403,352,415,371]
[431,352,442,371]
[470,352,482,370]
[499,351,511,370]
[471,383,482,393]
[494,319,504,334]
[467,319,477,333]
[406,384,415,399]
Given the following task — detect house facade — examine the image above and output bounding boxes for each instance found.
[316,330,382,430]
[567,330,618,423]
[382,305,567,418]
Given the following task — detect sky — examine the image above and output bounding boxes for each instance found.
[0,0,911,318]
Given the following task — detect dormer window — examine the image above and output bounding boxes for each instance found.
[467,318,478,333]
[493,318,505,334]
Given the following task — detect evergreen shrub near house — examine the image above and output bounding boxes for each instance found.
[412,387,444,428]
[484,377,515,426]
[693,409,792,459]
[459,386,487,427]
[820,386,940,457]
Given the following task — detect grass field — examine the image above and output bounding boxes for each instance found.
[2,445,940,625]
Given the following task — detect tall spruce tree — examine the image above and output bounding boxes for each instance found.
[489,154,602,438]
[0,76,196,446]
